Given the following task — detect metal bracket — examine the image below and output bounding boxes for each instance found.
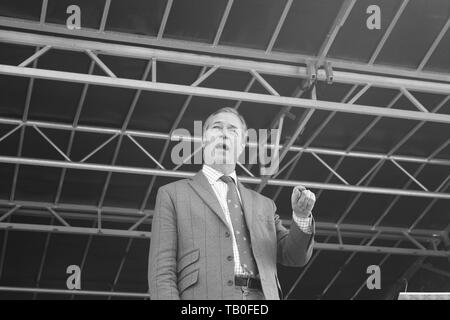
[300,61,318,93]
[324,61,334,84]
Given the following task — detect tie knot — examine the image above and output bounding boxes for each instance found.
[220,175,234,184]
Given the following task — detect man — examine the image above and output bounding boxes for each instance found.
[148,107,315,300]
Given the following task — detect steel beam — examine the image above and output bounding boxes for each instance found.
[316,0,356,66]
[0,221,446,257]
[99,0,111,32]
[1,30,450,93]
[213,0,233,46]
[0,156,449,199]
[0,222,150,238]
[9,119,438,167]
[0,286,149,298]
[417,15,450,71]
[266,0,292,53]
[40,0,48,24]
[368,0,409,65]
[1,19,450,84]
[2,65,450,126]
[158,0,173,39]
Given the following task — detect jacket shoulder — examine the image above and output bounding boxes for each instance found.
[243,183,274,206]
[157,178,192,196]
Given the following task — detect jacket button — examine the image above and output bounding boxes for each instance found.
[227,280,234,286]
[225,231,230,238]
[227,255,233,261]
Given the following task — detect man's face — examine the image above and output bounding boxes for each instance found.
[203,112,246,166]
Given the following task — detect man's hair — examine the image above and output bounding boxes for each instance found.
[203,107,248,135]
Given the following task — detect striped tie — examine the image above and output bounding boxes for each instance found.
[220,175,257,276]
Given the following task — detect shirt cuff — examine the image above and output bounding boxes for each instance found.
[292,211,313,234]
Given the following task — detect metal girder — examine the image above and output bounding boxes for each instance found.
[1,30,450,94]
[0,202,442,238]
[2,63,450,125]
[0,200,450,257]
[213,0,233,46]
[99,0,111,32]
[368,0,409,65]
[0,156,449,199]
[316,0,356,66]
[2,18,450,84]
[314,243,447,258]
[0,286,149,298]
[157,0,173,39]
[0,201,446,256]
[0,118,448,167]
[266,0,292,53]
[417,15,450,71]
[0,222,150,238]
[0,221,446,257]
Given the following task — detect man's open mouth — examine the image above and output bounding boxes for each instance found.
[216,143,229,151]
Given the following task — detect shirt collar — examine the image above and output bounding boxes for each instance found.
[202,164,238,185]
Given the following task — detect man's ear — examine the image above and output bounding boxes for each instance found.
[242,130,248,147]
[202,133,206,147]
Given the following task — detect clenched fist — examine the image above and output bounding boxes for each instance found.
[291,185,316,218]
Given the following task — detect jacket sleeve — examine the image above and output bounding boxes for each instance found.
[273,200,315,267]
[148,187,180,300]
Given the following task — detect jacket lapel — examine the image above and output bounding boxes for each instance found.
[187,171,229,228]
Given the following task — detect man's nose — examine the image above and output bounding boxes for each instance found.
[218,127,231,137]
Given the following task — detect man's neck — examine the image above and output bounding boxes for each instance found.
[207,163,236,176]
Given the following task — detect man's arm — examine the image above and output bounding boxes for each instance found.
[148,187,179,300]
[273,200,315,267]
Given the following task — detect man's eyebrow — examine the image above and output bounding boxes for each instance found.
[209,120,239,129]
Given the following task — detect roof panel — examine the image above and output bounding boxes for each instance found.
[78,84,136,129]
[353,118,421,155]
[220,0,288,50]
[112,238,149,293]
[0,43,36,118]
[357,252,416,299]
[103,173,150,209]
[323,251,390,299]
[328,0,403,62]
[0,164,14,199]
[416,198,450,230]
[0,225,49,287]
[0,0,41,21]
[0,124,21,157]
[105,0,166,36]
[424,29,450,72]
[82,236,129,291]
[29,79,85,124]
[164,0,228,43]
[273,0,345,55]
[46,0,106,29]
[288,250,352,299]
[59,169,107,206]
[375,0,450,68]
[15,166,61,202]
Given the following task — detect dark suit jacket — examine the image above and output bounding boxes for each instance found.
[148,170,315,300]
